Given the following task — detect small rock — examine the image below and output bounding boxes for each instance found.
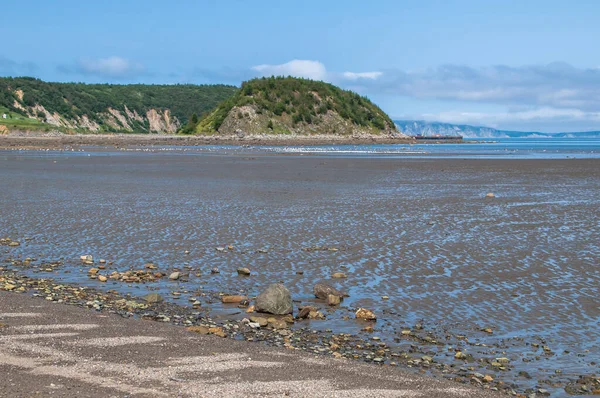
[143,293,164,303]
[237,267,251,276]
[97,275,107,282]
[250,316,268,327]
[313,283,348,300]
[246,305,255,313]
[169,272,181,280]
[331,272,347,279]
[485,193,495,198]
[483,375,494,383]
[80,255,93,262]
[355,308,377,321]
[211,268,220,274]
[221,295,248,304]
[186,325,210,335]
[268,318,288,329]
[296,306,315,319]
[327,294,341,306]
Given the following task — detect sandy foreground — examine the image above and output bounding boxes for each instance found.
[0,291,498,398]
[0,132,423,149]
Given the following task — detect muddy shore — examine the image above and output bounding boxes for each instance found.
[1,151,598,397]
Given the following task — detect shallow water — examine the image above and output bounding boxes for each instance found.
[1,148,599,395]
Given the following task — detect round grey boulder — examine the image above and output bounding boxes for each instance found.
[255,283,293,315]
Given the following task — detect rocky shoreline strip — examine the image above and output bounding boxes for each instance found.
[0,132,423,150]
[2,250,597,397]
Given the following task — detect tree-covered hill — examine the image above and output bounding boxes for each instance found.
[0,77,237,133]
[186,76,402,136]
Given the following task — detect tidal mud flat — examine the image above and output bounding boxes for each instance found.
[0,150,599,397]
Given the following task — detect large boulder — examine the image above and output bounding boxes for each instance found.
[255,283,293,315]
[313,283,348,300]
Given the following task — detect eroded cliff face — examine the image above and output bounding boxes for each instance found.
[10,89,180,133]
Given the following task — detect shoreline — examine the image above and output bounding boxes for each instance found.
[0,132,425,150]
[0,284,500,398]
[0,270,506,396]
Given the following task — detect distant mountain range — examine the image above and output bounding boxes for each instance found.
[394,120,600,138]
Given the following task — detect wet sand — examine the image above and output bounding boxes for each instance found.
[1,150,598,396]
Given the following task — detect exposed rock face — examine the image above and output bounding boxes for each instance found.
[146,109,180,133]
[255,283,293,315]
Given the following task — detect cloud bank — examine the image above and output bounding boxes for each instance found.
[58,56,145,79]
[250,59,382,85]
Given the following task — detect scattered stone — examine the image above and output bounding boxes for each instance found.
[309,310,325,320]
[381,295,389,300]
[221,295,248,304]
[485,193,495,198]
[8,241,20,247]
[250,316,268,327]
[169,272,181,280]
[237,267,251,276]
[327,294,341,306]
[246,305,255,313]
[483,375,494,383]
[267,317,288,329]
[186,325,210,335]
[296,306,316,319]
[331,272,347,279]
[211,268,220,274]
[97,275,107,282]
[255,283,293,315]
[355,308,377,321]
[313,283,348,300]
[80,255,93,262]
[143,293,164,303]
[4,283,16,291]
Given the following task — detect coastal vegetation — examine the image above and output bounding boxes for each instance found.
[0,77,237,133]
[186,76,399,136]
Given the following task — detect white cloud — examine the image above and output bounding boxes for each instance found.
[77,56,144,78]
[360,63,600,112]
[251,59,383,84]
[420,107,600,128]
[252,60,327,81]
[341,71,383,80]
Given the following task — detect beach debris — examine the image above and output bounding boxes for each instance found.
[355,308,377,321]
[237,267,251,276]
[255,283,293,315]
[314,283,348,300]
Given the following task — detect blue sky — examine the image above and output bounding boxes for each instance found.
[2,0,600,132]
